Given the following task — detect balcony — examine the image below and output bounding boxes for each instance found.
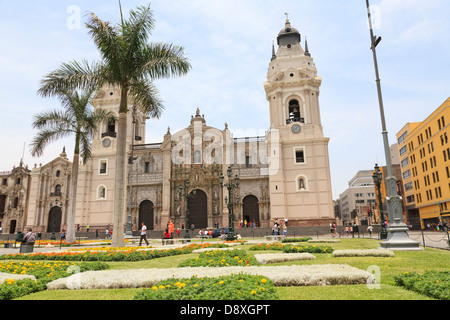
[102,131,117,138]
[286,117,305,125]
[50,192,62,197]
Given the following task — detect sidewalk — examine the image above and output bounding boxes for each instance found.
[0,231,448,257]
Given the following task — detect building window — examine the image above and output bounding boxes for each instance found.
[401,157,409,167]
[144,162,150,173]
[294,147,306,164]
[54,185,62,197]
[99,160,108,174]
[399,145,407,156]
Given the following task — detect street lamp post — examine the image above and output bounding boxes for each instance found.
[366,0,421,250]
[438,202,450,243]
[126,105,138,237]
[178,180,196,240]
[372,164,387,239]
[220,167,239,241]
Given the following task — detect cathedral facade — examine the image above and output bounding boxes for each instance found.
[0,18,334,234]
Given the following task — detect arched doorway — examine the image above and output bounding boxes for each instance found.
[9,220,16,234]
[139,200,154,230]
[47,206,62,233]
[243,195,259,227]
[188,189,208,229]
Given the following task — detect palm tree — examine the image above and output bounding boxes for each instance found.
[30,88,116,243]
[37,3,191,246]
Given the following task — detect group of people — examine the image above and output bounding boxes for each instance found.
[239,219,258,228]
[271,219,287,239]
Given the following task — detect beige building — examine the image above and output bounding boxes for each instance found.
[1,18,334,234]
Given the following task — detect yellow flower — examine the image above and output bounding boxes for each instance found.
[193,284,199,287]
[152,286,158,291]
[218,280,224,285]
[6,279,15,285]
[159,285,165,289]
[251,290,257,295]
[261,279,267,284]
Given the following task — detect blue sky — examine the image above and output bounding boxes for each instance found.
[0,0,449,199]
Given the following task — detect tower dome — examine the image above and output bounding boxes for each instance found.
[277,15,301,46]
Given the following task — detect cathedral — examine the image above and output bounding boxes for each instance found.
[0,18,334,234]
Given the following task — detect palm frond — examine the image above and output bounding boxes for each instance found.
[85,12,123,79]
[31,109,75,131]
[37,60,103,98]
[139,42,191,80]
[122,4,155,60]
[30,127,73,158]
[129,79,164,118]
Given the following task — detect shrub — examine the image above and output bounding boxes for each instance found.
[178,249,258,267]
[394,270,450,300]
[281,237,312,243]
[249,243,285,251]
[134,273,279,300]
[282,244,333,254]
[333,249,394,257]
[0,261,109,300]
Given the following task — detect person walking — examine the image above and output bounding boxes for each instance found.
[139,222,149,246]
[367,225,373,238]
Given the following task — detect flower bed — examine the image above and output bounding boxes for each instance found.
[394,270,450,300]
[178,249,258,267]
[283,244,333,254]
[0,261,108,300]
[134,274,279,300]
[333,249,394,257]
[47,264,373,290]
[0,243,226,262]
[249,243,286,251]
[254,253,315,264]
[249,243,333,254]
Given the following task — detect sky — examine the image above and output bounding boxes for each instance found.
[0,0,449,200]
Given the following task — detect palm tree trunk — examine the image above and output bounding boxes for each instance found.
[112,87,128,247]
[66,135,80,243]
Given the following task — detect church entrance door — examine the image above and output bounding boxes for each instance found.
[47,207,62,233]
[139,201,154,230]
[188,189,208,229]
[243,195,259,227]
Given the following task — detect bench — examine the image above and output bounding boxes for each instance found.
[19,243,34,253]
[162,239,175,245]
[196,235,211,239]
[265,235,286,241]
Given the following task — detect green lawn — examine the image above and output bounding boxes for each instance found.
[13,238,450,300]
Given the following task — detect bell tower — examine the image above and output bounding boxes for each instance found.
[265,16,334,226]
[76,85,147,228]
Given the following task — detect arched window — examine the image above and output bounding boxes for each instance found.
[287,99,304,124]
[54,185,62,196]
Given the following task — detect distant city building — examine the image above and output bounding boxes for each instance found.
[337,170,377,225]
[396,97,450,229]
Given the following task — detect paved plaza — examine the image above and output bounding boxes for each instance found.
[0,231,448,257]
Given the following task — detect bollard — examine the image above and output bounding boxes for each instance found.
[421,230,426,248]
